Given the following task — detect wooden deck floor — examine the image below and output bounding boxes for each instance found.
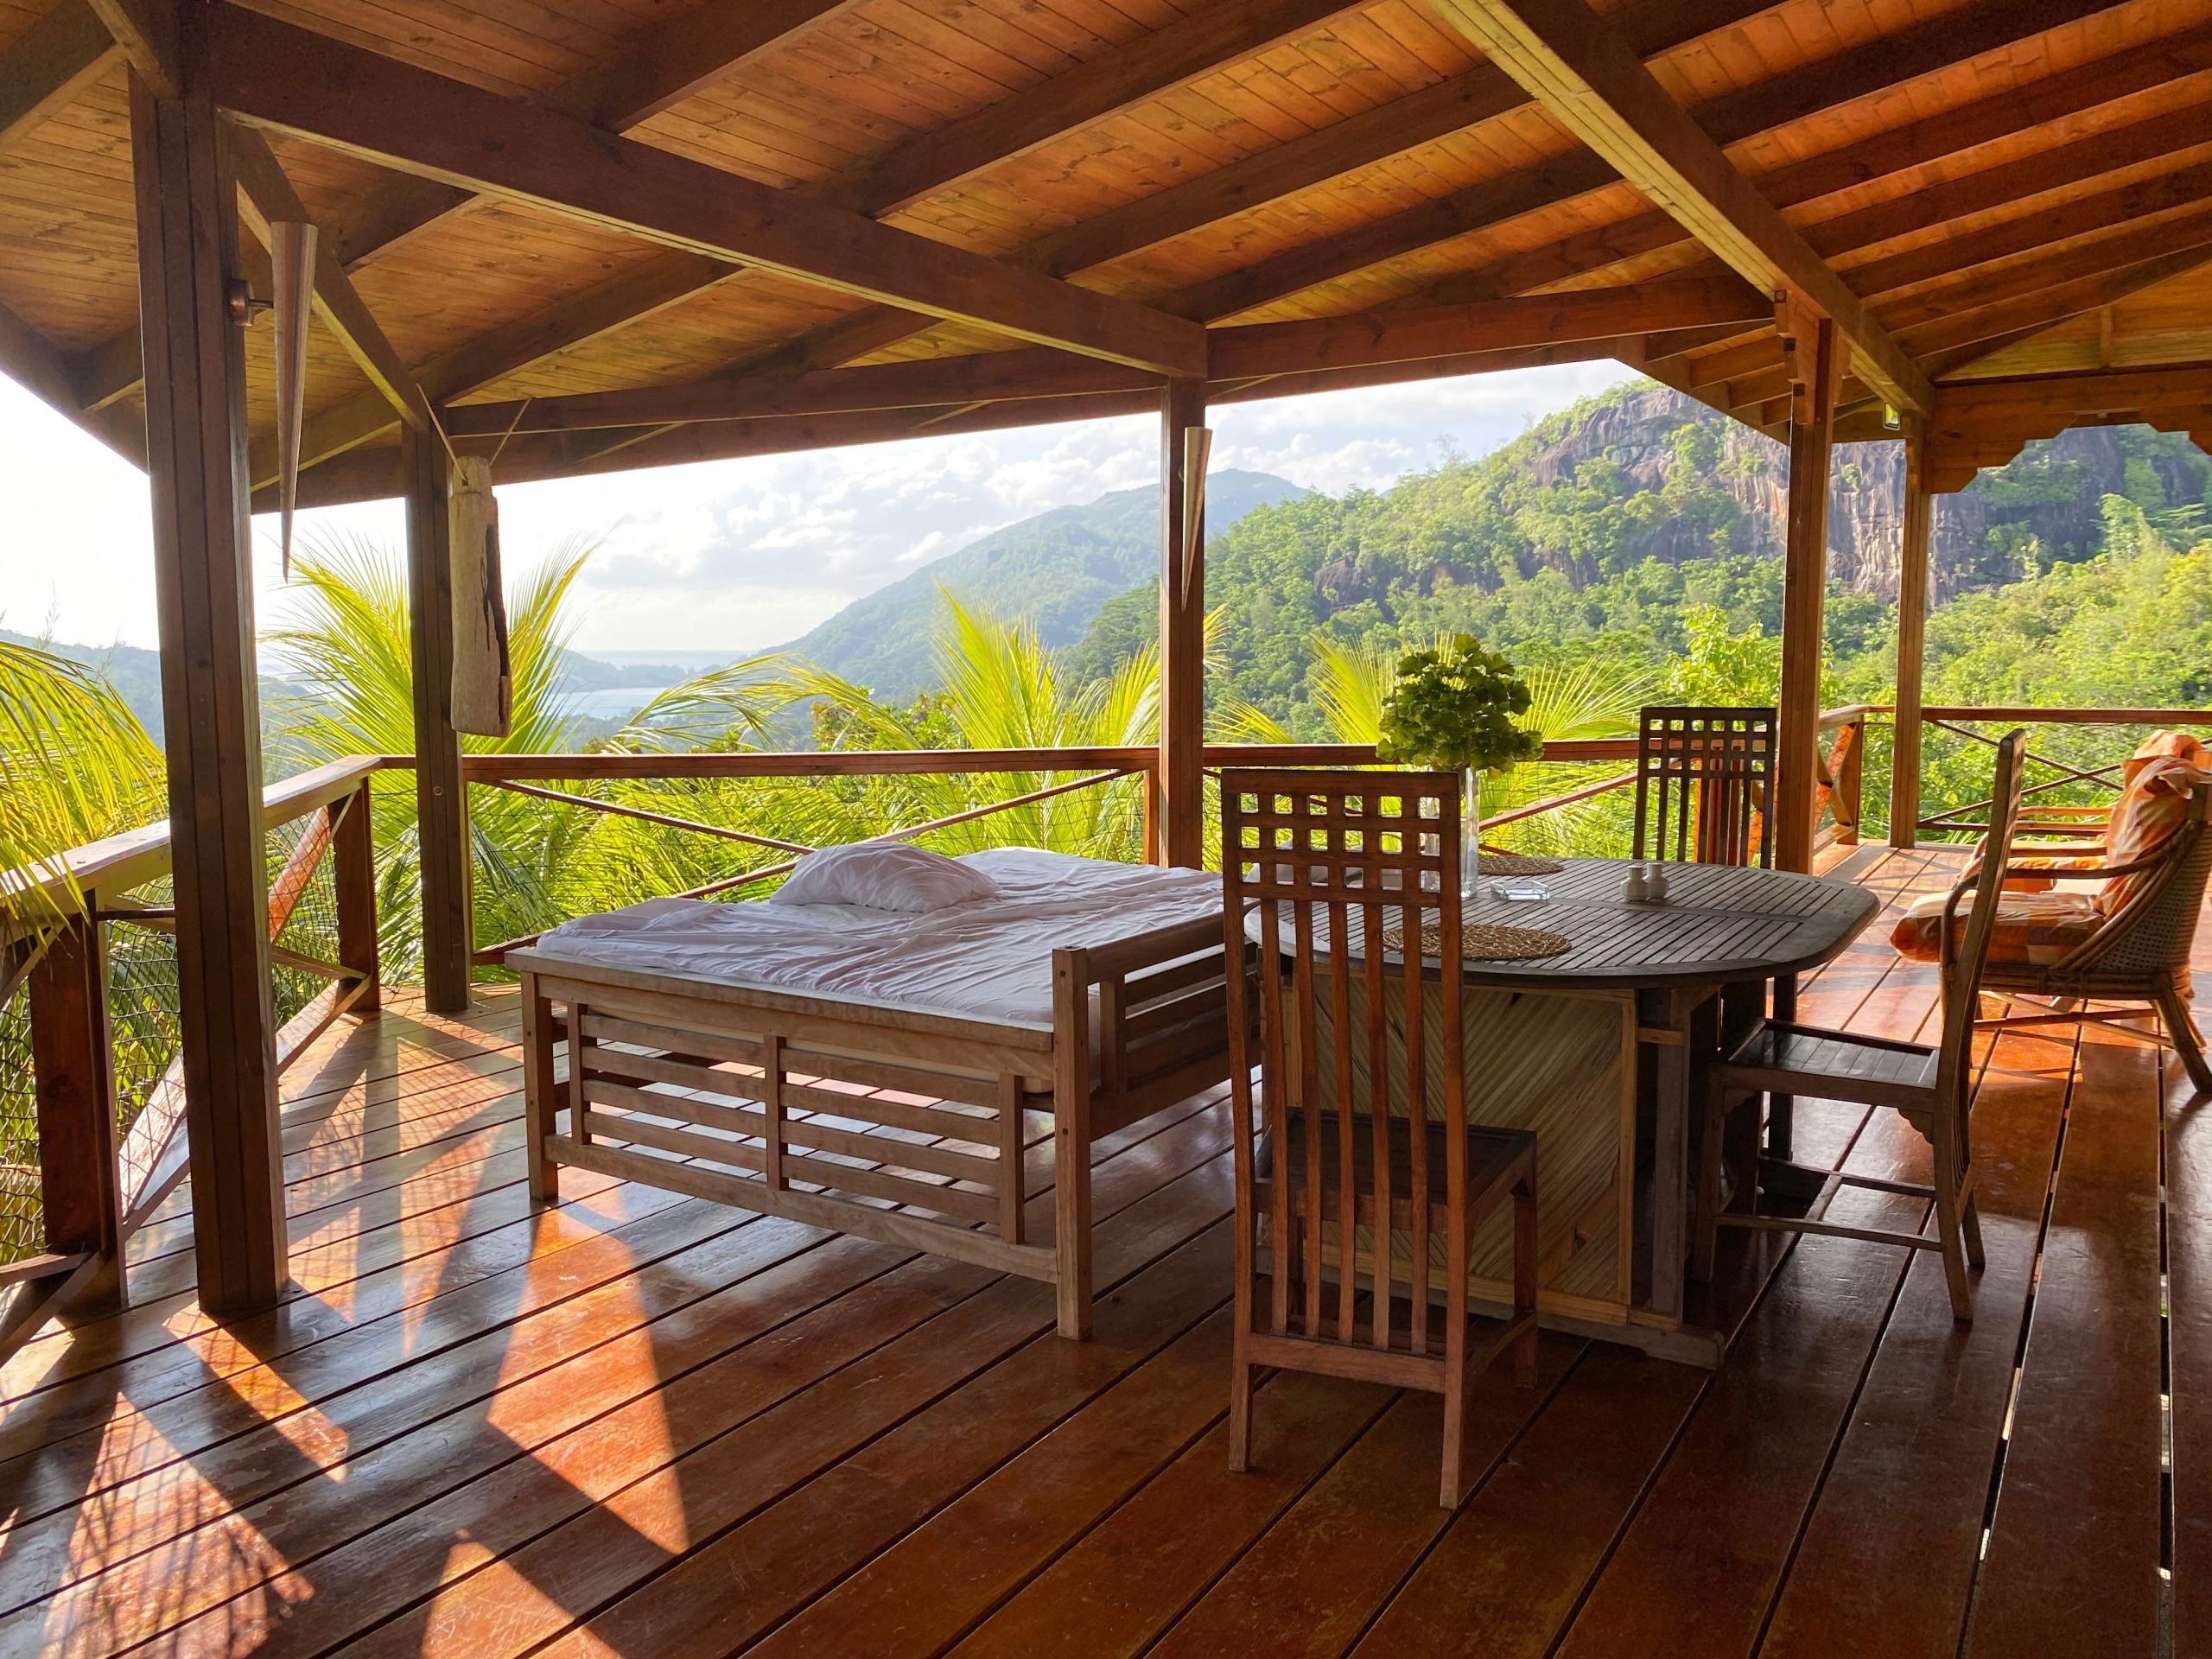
[1,844,2206,1658]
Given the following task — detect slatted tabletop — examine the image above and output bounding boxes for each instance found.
[1255,859,1882,992]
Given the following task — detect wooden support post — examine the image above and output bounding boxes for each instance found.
[1890,425,1933,849]
[1772,312,1840,874]
[1158,377,1206,869]
[29,913,124,1313]
[129,40,288,1318]
[404,428,471,1011]
[332,780,380,1014]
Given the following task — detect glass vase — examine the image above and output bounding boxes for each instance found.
[1461,766,1483,893]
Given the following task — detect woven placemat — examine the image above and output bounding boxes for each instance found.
[1476,852,1565,876]
[1382,915,1573,962]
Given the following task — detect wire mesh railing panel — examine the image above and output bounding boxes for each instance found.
[0,977,38,1265]
[267,811,345,1026]
[105,880,181,1202]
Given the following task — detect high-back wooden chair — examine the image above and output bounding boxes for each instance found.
[1632,705,1777,867]
[1220,770,1538,1508]
[1694,731,2027,1319]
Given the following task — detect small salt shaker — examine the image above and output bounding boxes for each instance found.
[1645,862,1670,904]
[1620,863,1650,903]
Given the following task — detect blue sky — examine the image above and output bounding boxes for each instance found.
[0,357,1634,656]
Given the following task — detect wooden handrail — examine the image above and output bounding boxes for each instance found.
[0,753,390,918]
[460,747,1159,781]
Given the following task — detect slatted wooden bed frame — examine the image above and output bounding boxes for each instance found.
[510,912,1239,1338]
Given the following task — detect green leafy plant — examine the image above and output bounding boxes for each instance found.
[1372,634,1541,777]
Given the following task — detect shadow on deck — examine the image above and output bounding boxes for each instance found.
[0,843,2204,1657]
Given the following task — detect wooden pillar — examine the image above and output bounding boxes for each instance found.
[404,429,471,1011]
[129,51,289,1317]
[29,915,124,1312]
[1158,378,1207,869]
[1889,425,1933,849]
[1771,313,1840,874]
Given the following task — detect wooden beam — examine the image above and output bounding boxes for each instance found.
[404,428,470,1014]
[224,124,435,435]
[1430,21,2212,311]
[200,5,1204,378]
[85,0,174,98]
[445,348,1158,437]
[128,38,287,1317]
[260,253,728,487]
[288,331,1652,506]
[1426,0,1930,413]
[1916,245,2212,381]
[1891,425,1931,849]
[1159,378,1207,869]
[1176,0,2120,327]
[1770,314,1841,872]
[0,0,121,150]
[1206,273,1768,376]
[0,296,142,462]
[436,276,1753,440]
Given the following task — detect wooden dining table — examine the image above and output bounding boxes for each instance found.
[1253,856,1880,1367]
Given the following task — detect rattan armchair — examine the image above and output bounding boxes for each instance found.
[1980,785,2212,1091]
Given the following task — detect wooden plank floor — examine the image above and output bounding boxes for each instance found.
[0,844,2200,1659]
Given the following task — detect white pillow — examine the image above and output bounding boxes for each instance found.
[769,841,1000,914]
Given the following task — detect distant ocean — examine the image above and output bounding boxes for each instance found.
[566,685,671,719]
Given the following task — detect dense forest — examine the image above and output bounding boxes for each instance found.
[1062,382,2212,745]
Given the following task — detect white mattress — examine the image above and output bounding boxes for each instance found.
[531,847,1224,1030]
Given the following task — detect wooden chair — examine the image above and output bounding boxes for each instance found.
[1694,731,2027,1319]
[1632,705,1777,868]
[1220,769,1538,1509]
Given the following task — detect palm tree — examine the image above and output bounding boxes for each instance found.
[264,533,795,973]
[0,640,166,924]
[1214,632,1650,855]
[791,589,1173,861]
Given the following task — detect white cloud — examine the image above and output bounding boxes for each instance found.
[0,356,1637,655]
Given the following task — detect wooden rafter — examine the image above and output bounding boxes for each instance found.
[0,0,120,150]
[200,6,1205,378]
[225,124,435,435]
[83,0,174,98]
[1426,0,1932,412]
[0,296,141,462]
[437,274,1764,441]
[1423,26,2212,308]
[280,334,1650,510]
[1174,0,2126,327]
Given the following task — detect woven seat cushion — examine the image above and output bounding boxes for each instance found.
[1890,887,2102,966]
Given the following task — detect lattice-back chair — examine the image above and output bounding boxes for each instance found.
[1219,769,1538,1509]
[1632,706,1777,867]
[1695,732,2028,1319]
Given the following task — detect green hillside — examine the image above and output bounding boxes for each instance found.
[780,467,1306,699]
[1065,380,2212,737]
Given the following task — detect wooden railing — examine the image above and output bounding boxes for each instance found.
[0,757,385,1359]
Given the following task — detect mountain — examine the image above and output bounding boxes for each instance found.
[1064,380,2212,734]
[779,467,1306,700]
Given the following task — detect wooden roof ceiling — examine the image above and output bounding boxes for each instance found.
[2,0,2209,506]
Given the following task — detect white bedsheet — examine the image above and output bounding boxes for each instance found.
[531,847,1223,1030]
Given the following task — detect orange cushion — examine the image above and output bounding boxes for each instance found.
[1890,887,2102,967]
[2124,729,2212,786]
[2097,755,2206,916]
